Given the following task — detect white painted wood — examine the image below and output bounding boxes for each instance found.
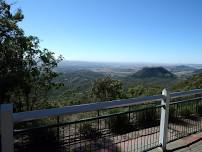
[13,94,164,123]
[159,89,170,151]
[0,104,14,152]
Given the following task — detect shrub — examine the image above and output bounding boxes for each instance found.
[179,107,193,118]
[79,123,102,140]
[109,114,136,135]
[108,108,125,114]
[137,108,158,128]
[169,106,177,121]
[24,128,62,152]
[197,105,202,116]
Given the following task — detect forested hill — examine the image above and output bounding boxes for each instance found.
[55,69,105,91]
[131,67,175,78]
[193,69,202,74]
[48,64,202,106]
[173,72,202,90]
[167,65,196,73]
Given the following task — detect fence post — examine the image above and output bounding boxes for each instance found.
[0,104,14,152]
[159,89,170,151]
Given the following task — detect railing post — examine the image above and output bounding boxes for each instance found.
[159,89,170,151]
[0,104,14,152]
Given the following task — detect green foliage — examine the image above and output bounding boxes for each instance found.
[0,1,63,111]
[108,114,136,135]
[172,73,202,91]
[91,77,124,101]
[79,123,102,140]
[24,128,62,152]
[108,108,126,114]
[179,107,193,118]
[127,85,145,97]
[127,85,162,98]
[55,69,104,92]
[34,101,61,110]
[197,104,202,116]
[0,1,25,102]
[169,106,177,121]
[137,108,158,128]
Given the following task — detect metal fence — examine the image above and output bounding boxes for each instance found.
[14,105,162,152]
[1,89,202,152]
[168,96,202,142]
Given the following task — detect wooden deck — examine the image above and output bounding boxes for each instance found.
[149,132,202,152]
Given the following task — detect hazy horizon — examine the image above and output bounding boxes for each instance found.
[61,60,202,66]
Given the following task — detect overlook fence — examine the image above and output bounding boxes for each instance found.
[1,89,202,152]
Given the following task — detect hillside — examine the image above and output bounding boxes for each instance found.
[167,65,196,73]
[56,66,178,91]
[193,69,202,74]
[122,67,177,88]
[131,67,175,78]
[47,64,200,104]
[48,69,106,104]
[56,69,105,91]
[173,73,202,91]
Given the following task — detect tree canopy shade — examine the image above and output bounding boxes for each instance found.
[0,1,63,111]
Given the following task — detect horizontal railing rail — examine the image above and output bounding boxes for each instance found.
[170,89,202,98]
[170,96,202,105]
[2,88,202,152]
[13,89,202,123]
[14,104,164,133]
[13,94,163,123]
[14,105,163,152]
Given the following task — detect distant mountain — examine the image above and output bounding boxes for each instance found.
[193,69,202,74]
[131,67,175,78]
[166,65,196,73]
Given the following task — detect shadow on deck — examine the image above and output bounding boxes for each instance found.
[150,132,202,152]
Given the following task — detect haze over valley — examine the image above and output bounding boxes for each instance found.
[58,60,202,79]
[51,60,202,104]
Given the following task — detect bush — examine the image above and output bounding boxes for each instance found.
[197,105,202,116]
[169,106,177,121]
[24,128,62,152]
[108,108,126,114]
[137,108,158,128]
[109,114,136,135]
[179,107,193,118]
[79,123,102,140]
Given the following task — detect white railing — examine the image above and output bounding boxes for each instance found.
[1,88,202,152]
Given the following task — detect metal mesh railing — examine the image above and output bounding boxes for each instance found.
[168,96,202,142]
[14,105,162,152]
[11,90,202,152]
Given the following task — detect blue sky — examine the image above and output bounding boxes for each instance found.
[11,0,202,64]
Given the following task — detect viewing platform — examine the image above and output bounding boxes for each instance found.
[150,132,202,152]
[1,89,202,152]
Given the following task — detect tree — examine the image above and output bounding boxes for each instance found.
[127,85,162,98]
[91,77,124,101]
[0,1,63,111]
[127,85,145,97]
[172,73,202,91]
